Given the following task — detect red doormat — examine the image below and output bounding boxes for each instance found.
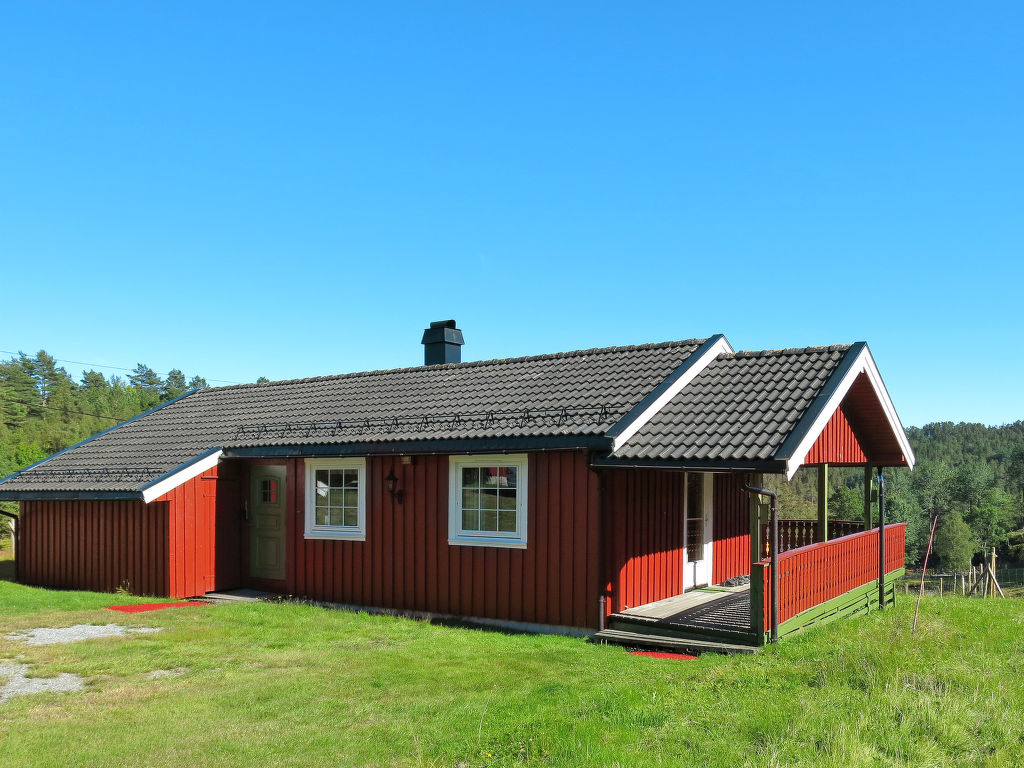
[631,650,697,661]
[106,602,209,614]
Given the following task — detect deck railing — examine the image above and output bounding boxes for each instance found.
[754,523,906,631]
[760,519,865,558]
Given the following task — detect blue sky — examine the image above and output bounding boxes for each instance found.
[2,3,1021,427]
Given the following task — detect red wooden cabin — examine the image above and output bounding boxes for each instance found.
[0,322,914,651]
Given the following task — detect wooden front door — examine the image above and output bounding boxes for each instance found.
[250,465,287,581]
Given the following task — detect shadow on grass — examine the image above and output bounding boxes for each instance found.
[0,547,15,581]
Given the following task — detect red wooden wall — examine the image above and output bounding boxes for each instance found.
[154,466,220,598]
[804,406,868,465]
[16,467,222,599]
[712,473,749,584]
[601,469,686,615]
[18,498,170,595]
[264,450,602,629]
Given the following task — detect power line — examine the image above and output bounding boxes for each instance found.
[0,349,243,385]
[0,398,127,422]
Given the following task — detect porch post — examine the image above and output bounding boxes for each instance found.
[817,464,829,543]
[863,465,874,530]
[877,468,886,609]
[747,473,766,640]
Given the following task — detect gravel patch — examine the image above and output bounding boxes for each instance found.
[147,667,187,679]
[6,624,162,645]
[0,661,84,702]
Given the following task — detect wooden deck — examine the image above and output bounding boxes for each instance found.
[595,585,760,654]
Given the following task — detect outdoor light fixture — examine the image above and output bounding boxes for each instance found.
[384,468,404,504]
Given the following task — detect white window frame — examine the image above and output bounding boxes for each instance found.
[448,454,529,549]
[304,458,367,541]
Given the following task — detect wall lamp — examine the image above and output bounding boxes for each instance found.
[384,468,404,504]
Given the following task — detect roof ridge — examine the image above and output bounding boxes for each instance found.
[202,338,710,393]
[724,344,854,359]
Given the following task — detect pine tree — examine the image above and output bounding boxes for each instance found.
[933,510,975,571]
[162,369,188,401]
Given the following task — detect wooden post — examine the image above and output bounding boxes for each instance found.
[863,465,873,530]
[817,464,829,543]
[990,547,997,598]
[939,577,943,597]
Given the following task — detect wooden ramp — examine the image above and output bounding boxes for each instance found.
[595,586,761,655]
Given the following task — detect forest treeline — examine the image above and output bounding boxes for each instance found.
[2,350,1023,568]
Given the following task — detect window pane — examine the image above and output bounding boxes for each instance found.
[328,469,344,488]
[481,489,498,510]
[480,509,498,531]
[462,489,480,511]
[462,467,479,488]
[481,467,500,486]
[343,489,358,509]
[498,508,517,532]
[342,469,358,488]
[315,470,330,498]
[498,489,517,510]
[505,466,517,488]
[343,509,358,527]
[327,489,345,507]
[315,506,329,526]
[462,507,479,530]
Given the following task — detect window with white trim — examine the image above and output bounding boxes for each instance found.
[304,458,366,540]
[448,454,528,548]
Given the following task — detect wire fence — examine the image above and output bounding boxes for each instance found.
[901,567,1024,597]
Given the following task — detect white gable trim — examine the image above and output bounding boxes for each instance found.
[782,347,915,479]
[140,449,223,503]
[611,335,734,452]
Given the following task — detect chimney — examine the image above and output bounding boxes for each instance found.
[421,319,465,365]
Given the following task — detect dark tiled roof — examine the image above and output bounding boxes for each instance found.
[0,340,704,494]
[612,346,853,461]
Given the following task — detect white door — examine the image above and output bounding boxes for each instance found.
[683,472,714,589]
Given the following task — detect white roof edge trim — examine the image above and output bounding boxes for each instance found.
[612,336,734,452]
[784,348,916,480]
[141,449,223,504]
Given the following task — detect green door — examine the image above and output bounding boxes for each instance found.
[250,465,287,581]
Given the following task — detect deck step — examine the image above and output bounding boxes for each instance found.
[594,628,759,655]
[607,615,759,645]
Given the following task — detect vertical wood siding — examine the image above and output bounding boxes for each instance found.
[155,467,220,598]
[712,473,749,584]
[804,406,868,465]
[276,450,601,629]
[601,469,686,615]
[18,498,170,596]
[17,467,221,599]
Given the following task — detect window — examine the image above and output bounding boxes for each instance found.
[449,454,528,548]
[304,458,366,540]
[259,478,278,504]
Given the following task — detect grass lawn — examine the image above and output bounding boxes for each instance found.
[2,559,1023,767]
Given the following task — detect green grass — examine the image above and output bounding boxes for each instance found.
[2,564,1023,767]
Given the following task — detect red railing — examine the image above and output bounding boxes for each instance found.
[759,523,906,626]
[760,519,866,558]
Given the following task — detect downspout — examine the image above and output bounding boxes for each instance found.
[595,461,607,632]
[877,468,886,609]
[742,482,779,644]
